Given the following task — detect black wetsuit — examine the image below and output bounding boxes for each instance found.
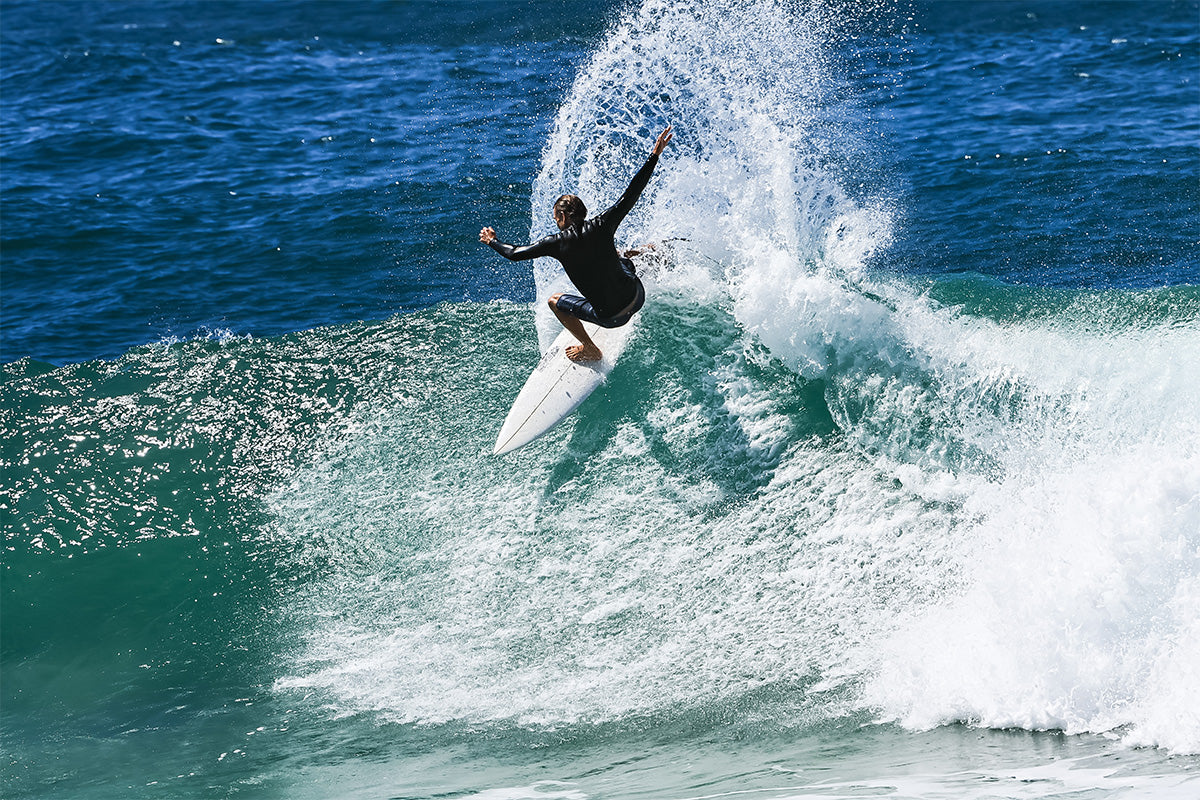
[488,151,660,322]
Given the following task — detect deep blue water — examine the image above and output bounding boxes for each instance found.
[3,0,1196,366]
[2,0,617,364]
[3,2,1199,798]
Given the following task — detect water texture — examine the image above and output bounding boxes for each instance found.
[2,1,1198,798]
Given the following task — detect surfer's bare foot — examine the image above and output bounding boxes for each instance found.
[566,344,602,362]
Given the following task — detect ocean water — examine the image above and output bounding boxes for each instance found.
[2,1,1199,798]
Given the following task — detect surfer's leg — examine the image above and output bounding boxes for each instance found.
[549,294,602,362]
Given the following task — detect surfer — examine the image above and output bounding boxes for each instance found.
[480,125,673,362]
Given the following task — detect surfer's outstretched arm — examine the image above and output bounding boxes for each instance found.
[479,227,559,261]
[603,125,674,228]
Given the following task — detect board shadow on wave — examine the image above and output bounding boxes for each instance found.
[538,295,839,513]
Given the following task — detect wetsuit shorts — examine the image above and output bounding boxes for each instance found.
[554,259,645,328]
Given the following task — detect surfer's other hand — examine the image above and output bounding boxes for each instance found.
[479,226,496,244]
[653,125,673,156]
[623,242,656,258]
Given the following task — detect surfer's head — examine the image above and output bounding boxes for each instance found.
[553,194,587,230]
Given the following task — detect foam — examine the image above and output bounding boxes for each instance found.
[270,293,1200,752]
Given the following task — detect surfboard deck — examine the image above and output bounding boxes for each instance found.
[493,321,636,455]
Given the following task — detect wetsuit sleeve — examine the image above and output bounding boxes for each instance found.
[600,151,660,229]
[488,234,559,261]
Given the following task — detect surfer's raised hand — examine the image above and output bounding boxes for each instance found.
[652,125,673,156]
[479,226,497,244]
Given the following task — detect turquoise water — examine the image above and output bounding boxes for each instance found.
[3,1,1199,797]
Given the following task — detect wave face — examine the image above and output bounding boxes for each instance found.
[258,290,1200,753]
[264,0,1200,755]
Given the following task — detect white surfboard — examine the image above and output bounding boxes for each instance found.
[493,321,637,455]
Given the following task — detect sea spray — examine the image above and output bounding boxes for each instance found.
[529,0,889,350]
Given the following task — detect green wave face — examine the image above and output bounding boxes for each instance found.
[5,276,1200,798]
